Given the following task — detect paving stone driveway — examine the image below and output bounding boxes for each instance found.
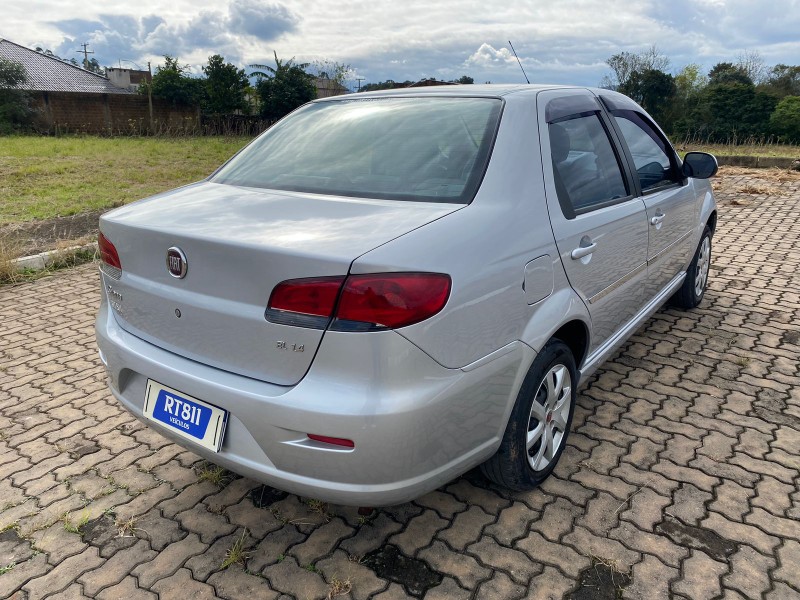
[1,171,799,600]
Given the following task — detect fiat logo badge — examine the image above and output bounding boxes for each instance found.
[166,247,188,279]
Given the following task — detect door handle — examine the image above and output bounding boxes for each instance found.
[571,242,597,260]
[650,212,666,226]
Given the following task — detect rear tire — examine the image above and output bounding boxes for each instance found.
[481,340,577,491]
[672,226,712,309]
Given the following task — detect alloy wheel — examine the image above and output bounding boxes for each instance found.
[526,364,572,472]
[694,237,711,297]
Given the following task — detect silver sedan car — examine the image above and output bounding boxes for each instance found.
[96,85,717,506]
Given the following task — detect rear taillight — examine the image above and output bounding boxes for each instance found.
[333,273,451,331]
[266,276,345,328]
[98,232,122,279]
[265,272,451,331]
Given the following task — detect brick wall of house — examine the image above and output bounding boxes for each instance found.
[31,92,200,134]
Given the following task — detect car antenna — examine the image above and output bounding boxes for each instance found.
[508,40,530,84]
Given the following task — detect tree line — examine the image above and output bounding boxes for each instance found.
[146,53,348,121]
[1,45,798,142]
[603,47,800,143]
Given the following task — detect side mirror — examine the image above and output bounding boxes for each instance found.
[682,152,718,179]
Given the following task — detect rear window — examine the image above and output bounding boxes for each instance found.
[211,97,503,203]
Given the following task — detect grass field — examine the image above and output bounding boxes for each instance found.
[1,134,797,226]
[0,136,250,225]
[678,141,800,158]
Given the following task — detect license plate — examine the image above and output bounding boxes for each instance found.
[143,380,228,452]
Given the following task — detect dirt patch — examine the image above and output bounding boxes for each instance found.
[713,166,800,206]
[782,331,800,346]
[655,517,737,561]
[249,485,289,509]
[82,513,139,557]
[362,545,443,597]
[0,210,104,257]
[572,560,631,600]
[0,528,35,566]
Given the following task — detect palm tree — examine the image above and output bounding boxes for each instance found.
[248,51,316,120]
[248,51,310,82]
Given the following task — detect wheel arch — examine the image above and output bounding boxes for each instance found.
[551,320,590,370]
[706,210,717,236]
[520,286,592,370]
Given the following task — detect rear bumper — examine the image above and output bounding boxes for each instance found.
[95,284,530,506]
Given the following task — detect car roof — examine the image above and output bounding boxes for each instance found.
[314,83,589,102]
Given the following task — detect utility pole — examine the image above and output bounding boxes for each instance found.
[76,42,94,70]
[147,61,154,133]
[356,77,364,92]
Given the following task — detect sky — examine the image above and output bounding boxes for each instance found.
[3,0,800,90]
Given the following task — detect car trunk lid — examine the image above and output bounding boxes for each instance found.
[100,181,460,386]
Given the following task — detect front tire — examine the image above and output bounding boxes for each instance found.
[481,340,577,491]
[672,226,712,309]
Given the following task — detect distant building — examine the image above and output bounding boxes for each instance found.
[0,37,196,134]
[106,67,152,93]
[0,38,134,95]
[314,77,348,98]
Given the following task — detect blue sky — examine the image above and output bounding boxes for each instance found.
[4,0,800,90]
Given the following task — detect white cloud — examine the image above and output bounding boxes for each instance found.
[2,0,799,89]
[465,44,515,68]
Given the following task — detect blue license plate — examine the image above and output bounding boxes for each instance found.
[143,380,228,452]
[152,389,212,440]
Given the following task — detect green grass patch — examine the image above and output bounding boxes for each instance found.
[0,135,251,225]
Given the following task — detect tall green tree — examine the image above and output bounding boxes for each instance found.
[674,64,708,100]
[250,52,316,120]
[770,96,800,142]
[689,82,777,141]
[203,55,249,114]
[708,62,752,86]
[147,56,205,107]
[0,58,33,132]
[85,58,105,75]
[618,68,677,124]
[766,64,800,98]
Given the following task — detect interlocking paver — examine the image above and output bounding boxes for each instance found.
[466,537,542,584]
[622,554,677,600]
[289,517,354,566]
[672,550,728,600]
[261,556,330,598]
[23,546,104,600]
[419,540,491,589]
[78,539,158,597]
[130,533,206,588]
[723,544,776,599]
[207,565,279,600]
[316,549,387,600]
[151,567,219,599]
[94,576,157,600]
[1,169,799,598]
[389,510,448,556]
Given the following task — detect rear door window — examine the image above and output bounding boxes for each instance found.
[549,114,629,217]
[212,97,503,204]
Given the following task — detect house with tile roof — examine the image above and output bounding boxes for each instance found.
[0,37,198,134]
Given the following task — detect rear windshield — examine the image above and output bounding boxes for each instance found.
[211,97,503,203]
